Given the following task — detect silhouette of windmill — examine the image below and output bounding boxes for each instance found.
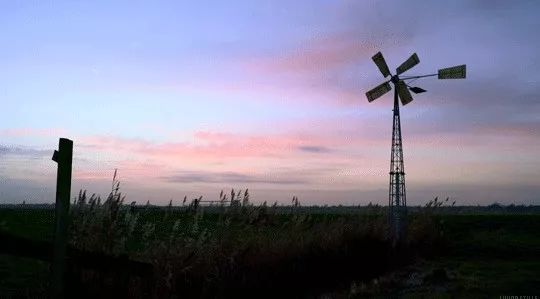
[366,51,466,240]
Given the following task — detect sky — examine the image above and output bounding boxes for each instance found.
[1,0,539,205]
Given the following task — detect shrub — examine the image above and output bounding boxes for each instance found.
[406,197,450,255]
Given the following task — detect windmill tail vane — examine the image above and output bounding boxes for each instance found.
[365,51,466,241]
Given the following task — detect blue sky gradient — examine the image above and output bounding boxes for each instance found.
[1,1,539,205]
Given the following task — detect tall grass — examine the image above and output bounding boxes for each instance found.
[66,171,446,298]
[406,196,452,255]
[70,170,137,255]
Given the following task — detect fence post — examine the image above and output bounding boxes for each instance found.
[51,138,73,299]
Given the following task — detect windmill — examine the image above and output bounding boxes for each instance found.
[366,51,466,241]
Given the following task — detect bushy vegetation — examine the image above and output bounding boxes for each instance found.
[66,172,400,298]
[406,196,452,255]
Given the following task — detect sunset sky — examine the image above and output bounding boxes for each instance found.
[1,0,539,205]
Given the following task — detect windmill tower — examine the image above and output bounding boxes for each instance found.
[366,51,466,241]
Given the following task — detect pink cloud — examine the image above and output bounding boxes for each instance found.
[222,31,409,106]
[69,112,540,193]
[69,129,364,188]
[72,157,170,183]
[470,123,540,141]
[77,130,342,163]
[244,32,384,74]
[118,32,403,107]
[73,170,111,181]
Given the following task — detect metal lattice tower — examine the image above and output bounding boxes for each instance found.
[389,85,406,240]
[365,51,466,241]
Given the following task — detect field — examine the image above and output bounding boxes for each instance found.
[1,191,539,298]
[334,213,540,298]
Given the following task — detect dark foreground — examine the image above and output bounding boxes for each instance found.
[1,202,539,298]
[325,213,540,298]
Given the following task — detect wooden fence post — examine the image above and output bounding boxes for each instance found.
[51,138,73,299]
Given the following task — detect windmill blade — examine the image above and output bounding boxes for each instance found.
[438,64,466,79]
[372,52,392,78]
[396,53,420,75]
[396,81,414,105]
[366,81,392,102]
[409,86,426,94]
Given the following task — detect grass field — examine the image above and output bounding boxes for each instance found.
[335,214,540,298]
[1,193,539,298]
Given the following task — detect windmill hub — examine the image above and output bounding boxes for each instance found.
[365,51,466,242]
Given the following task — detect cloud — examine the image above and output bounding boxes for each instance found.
[0,145,51,158]
[77,130,341,161]
[398,77,540,141]
[233,30,409,106]
[0,128,66,138]
[161,170,309,185]
[0,177,55,204]
[297,145,332,153]
[244,32,391,74]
